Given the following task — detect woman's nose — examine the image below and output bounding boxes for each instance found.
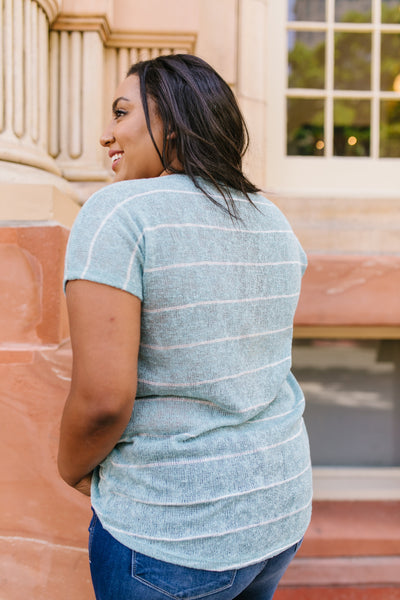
[100,124,115,147]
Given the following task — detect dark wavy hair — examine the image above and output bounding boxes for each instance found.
[127,54,260,218]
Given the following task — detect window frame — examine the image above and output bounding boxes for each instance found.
[265,0,400,197]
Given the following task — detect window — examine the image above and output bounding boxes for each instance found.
[265,0,400,195]
[292,338,400,499]
[292,339,400,468]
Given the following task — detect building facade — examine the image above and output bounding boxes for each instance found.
[1,1,399,598]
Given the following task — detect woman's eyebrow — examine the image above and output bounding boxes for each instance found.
[112,96,130,112]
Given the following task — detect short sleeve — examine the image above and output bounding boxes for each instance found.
[64,188,144,300]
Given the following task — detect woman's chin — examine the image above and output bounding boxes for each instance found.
[112,171,126,183]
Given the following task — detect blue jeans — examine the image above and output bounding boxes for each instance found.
[88,510,301,600]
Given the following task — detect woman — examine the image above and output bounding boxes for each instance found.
[58,54,312,600]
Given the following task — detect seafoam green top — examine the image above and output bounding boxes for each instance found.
[64,174,312,571]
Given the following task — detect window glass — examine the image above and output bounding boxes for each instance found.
[287,98,325,155]
[288,0,326,22]
[380,33,400,91]
[334,99,371,156]
[381,0,400,23]
[380,100,400,156]
[288,31,326,89]
[292,340,399,467]
[334,32,372,90]
[335,0,372,22]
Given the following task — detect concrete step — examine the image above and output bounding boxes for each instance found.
[298,501,400,557]
[276,588,400,599]
[275,502,400,599]
[279,555,400,587]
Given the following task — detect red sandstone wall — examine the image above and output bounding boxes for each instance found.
[296,255,400,327]
[0,224,94,600]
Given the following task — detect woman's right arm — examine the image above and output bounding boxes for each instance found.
[58,280,141,489]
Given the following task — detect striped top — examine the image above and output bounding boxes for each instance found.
[64,174,312,571]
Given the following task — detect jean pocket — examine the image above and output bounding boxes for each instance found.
[88,509,98,561]
[132,551,236,600]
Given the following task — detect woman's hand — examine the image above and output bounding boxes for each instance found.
[73,473,93,497]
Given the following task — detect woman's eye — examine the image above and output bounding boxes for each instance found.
[113,109,126,119]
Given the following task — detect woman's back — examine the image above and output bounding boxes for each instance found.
[65,173,312,571]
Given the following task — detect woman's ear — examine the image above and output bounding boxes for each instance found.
[167,131,177,140]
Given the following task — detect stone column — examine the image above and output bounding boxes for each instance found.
[0,0,62,177]
[49,17,110,184]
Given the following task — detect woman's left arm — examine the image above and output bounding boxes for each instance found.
[58,280,141,492]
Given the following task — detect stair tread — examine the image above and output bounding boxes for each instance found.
[300,501,400,557]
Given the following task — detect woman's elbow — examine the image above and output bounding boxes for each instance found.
[71,383,136,425]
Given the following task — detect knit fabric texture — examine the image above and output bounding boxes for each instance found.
[64,174,312,571]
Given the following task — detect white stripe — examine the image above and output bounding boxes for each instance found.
[111,422,303,470]
[132,395,304,416]
[95,497,312,542]
[134,396,215,408]
[123,234,144,290]
[231,196,274,207]
[140,325,293,351]
[143,292,300,314]
[145,260,305,273]
[138,355,291,387]
[129,222,294,235]
[252,397,305,423]
[110,462,312,507]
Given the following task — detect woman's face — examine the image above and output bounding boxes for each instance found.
[101,75,169,182]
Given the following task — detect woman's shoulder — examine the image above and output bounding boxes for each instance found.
[90,175,192,200]
[79,175,194,218]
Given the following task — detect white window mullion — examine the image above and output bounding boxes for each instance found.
[371,0,382,159]
[325,0,335,158]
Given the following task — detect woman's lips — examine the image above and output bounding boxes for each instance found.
[111,152,123,171]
